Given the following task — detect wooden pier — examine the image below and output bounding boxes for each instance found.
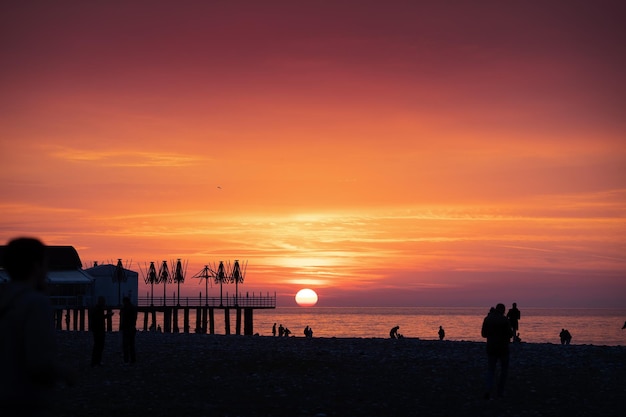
[53,292,276,336]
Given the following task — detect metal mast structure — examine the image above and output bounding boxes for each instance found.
[172,258,187,306]
[215,261,228,307]
[158,260,172,306]
[230,260,247,306]
[142,261,158,306]
[192,265,213,306]
[112,258,128,306]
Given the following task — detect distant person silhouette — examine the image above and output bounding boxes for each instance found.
[90,295,114,366]
[559,328,572,345]
[278,324,284,337]
[304,325,313,338]
[0,237,75,416]
[481,303,513,399]
[390,325,400,339]
[272,322,277,336]
[120,296,137,364]
[438,326,445,340]
[507,303,521,337]
[284,327,291,337]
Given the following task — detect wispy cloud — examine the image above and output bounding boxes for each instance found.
[49,147,209,167]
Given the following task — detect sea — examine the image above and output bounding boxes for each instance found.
[104,307,626,347]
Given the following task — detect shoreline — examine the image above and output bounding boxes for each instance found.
[59,328,626,348]
[53,331,624,417]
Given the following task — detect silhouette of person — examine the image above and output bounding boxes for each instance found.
[507,302,521,336]
[120,296,137,364]
[438,326,445,340]
[390,325,400,339]
[284,327,291,337]
[272,322,277,336]
[278,324,284,337]
[0,237,75,416]
[304,325,313,338]
[481,303,513,399]
[559,328,572,345]
[90,295,113,366]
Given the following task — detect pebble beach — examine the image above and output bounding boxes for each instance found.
[53,331,625,417]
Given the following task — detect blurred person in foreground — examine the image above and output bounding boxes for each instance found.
[0,237,75,417]
[481,303,513,400]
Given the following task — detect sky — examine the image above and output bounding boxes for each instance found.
[1,1,625,308]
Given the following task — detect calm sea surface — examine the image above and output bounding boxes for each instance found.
[114,307,626,346]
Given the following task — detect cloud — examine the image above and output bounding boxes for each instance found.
[49,147,209,167]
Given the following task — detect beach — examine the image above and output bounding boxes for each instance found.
[53,331,624,417]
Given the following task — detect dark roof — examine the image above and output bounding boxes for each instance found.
[0,245,82,270]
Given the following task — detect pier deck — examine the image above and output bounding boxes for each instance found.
[54,292,276,336]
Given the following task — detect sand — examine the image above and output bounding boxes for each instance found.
[52,331,624,417]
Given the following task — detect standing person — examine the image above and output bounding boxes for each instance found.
[507,302,521,339]
[90,295,113,366]
[304,325,313,338]
[120,296,137,364]
[272,322,277,336]
[438,326,445,340]
[481,303,513,399]
[559,329,572,345]
[0,237,75,416]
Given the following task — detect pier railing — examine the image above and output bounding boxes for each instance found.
[138,292,276,309]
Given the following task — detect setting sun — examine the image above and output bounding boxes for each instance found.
[295,289,319,307]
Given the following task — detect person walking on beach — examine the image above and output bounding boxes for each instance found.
[120,296,137,364]
[507,303,521,338]
[90,295,114,366]
[438,326,445,340]
[481,303,513,399]
[0,237,75,416]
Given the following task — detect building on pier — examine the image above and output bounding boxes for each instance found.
[85,261,138,306]
[0,245,94,308]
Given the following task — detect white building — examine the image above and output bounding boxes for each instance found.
[85,262,139,306]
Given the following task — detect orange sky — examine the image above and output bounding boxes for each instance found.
[1,1,625,307]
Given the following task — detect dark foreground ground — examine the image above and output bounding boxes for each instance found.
[53,332,624,417]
